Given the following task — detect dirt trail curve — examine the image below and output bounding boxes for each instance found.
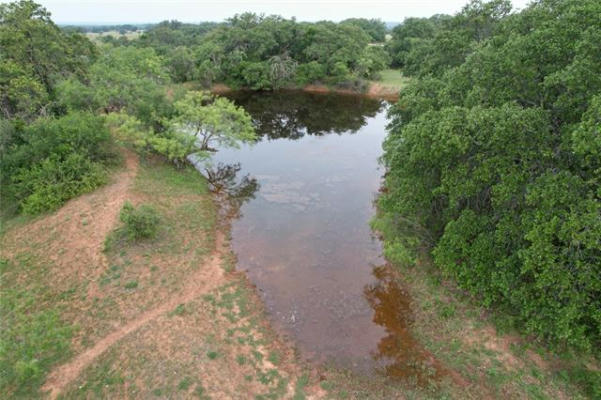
[41,231,227,399]
[2,150,139,292]
[33,151,229,399]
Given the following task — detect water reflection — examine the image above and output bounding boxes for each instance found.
[365,266,445,384]
[203,162,259,217]
[226,90,384,139]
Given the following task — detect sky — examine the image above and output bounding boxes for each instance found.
[9,0,533,24]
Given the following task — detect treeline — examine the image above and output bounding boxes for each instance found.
[0,1,117,214]
[378,0,601,355]
[194,14,389,90]
[91,14,390,89]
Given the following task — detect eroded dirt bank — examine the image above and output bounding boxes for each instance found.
[210,82,400,101]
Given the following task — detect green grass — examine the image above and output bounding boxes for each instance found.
[372,68,411,89]
[293,374,309,400]
[123,280,138,289]
[0,257,74,399]
[177,376,193,390]
[134,160,209,197]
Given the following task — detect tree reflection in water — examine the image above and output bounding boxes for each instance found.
[364,266,446,386]
[224,90,385,140]
[203,162,259,217]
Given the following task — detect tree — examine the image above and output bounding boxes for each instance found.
[379,0,601,349]
[193,14,383,90]
[56,46,171,125]
[0,0,95,120]
[153,91,256,164]
[340,18,387,42]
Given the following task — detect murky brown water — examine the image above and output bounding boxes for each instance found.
[208,91,438,379]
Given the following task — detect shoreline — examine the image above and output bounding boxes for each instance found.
[210,82,400,102]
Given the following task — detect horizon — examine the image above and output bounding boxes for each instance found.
[7,0,533,25]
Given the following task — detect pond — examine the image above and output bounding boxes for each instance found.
[207,90,437,380]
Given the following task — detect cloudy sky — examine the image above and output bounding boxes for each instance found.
[12,0,533,24]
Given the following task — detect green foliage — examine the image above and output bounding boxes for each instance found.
[119,201,160,240]
[387,0,510,76]
[136,20,218,54]
[150,91,256,164]
[380,0,601,350]
[56,46,171,126]
[356,46,392,79]
[2,111,115,214]
[104,111,153,150]
[295,61,327,85]
[195,13,386,89]
[386,16,441,67]
[340,18,387,42]
[0,258,73,398]
[14,153,107,215]
[0,0,95,120]
[166,46,197,82]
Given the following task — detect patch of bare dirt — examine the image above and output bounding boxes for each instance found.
[210,83,234,94]
[2,150,139,294]
[463,325,523,371]
[42,230,228,399]
[367,83,400,101]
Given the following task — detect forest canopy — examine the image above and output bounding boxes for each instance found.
[377,0,601,351]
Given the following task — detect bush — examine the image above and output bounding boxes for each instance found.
[2,112,116,215]
[15,154,107,215]
[295,62,326,85]
[119,201,160,239]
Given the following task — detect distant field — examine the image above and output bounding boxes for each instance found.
[86,30,142,41]
[373,68,411,89]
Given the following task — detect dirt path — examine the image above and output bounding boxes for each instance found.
[41,230,227,399]
[2,150,139,291]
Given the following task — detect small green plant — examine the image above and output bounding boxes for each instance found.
[168,303,186,317]
[178,376,192,390]
[206,351,219,360]
[124,280,138,289]
[293,374,309,400]
[268,351,281,365]
[119,201,160,240]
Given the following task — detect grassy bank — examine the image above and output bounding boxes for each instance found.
[370,69,411,91]
[366,214,601,399]
[0,156,307,398]
[206,69,410,102]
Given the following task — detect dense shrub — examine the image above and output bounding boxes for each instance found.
[380,0,601,350]
[14,154,107,214]
[119,201,160,239]
[1,111,116,214]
